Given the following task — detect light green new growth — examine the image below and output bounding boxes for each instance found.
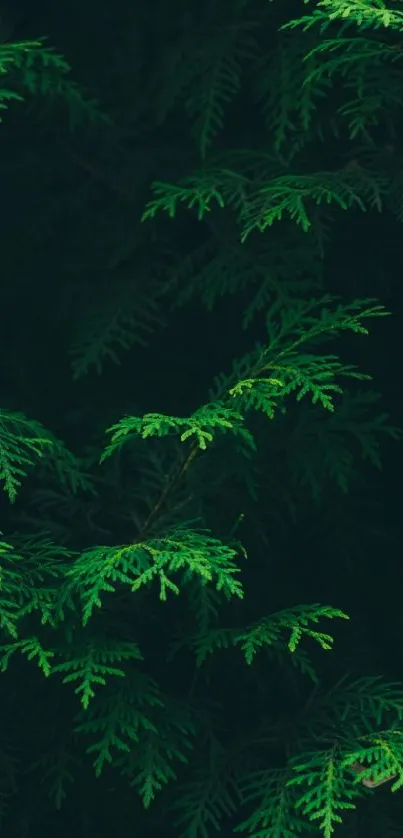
[66,527,244,626]
[101,297,392,464]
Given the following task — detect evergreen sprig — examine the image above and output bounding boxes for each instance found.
[66,527,244,626]
[287,747,359,838]
[284,0,403,33]
[0,409,94,502]
[237,769,309,838]
[185,24,257,159]
[189,603,348,668]
[28,747,80,811]
[103,298,389,468]
[52,639,143,709]
[0,410,53,502]
[142,165,388,238]
[0,39,105,124]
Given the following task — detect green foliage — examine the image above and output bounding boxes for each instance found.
[51,639,143,709]
[102,298,391,470]
[0,534,72,636]
[74,676,161,776]
[185,23,257,159]
[285,0,403,33]
[0,410,53,502]
[1,1,403,837]
[196,678,403,838]
[0,39,106,125]
[66,527,244,626]
[189,603,349,668]
[0,409,94,502]
[237,769,308,838]
[287,730,403,837]
[70,278,166,379]
[289,389,401,498]
[288,748,360,837]
[90,688,196,805]
[141,163,390,239]
[102,404,255,454]
[240,604,349,661]
[29,747,79,810]
[0,636,54,676]
[343,731,403,791]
